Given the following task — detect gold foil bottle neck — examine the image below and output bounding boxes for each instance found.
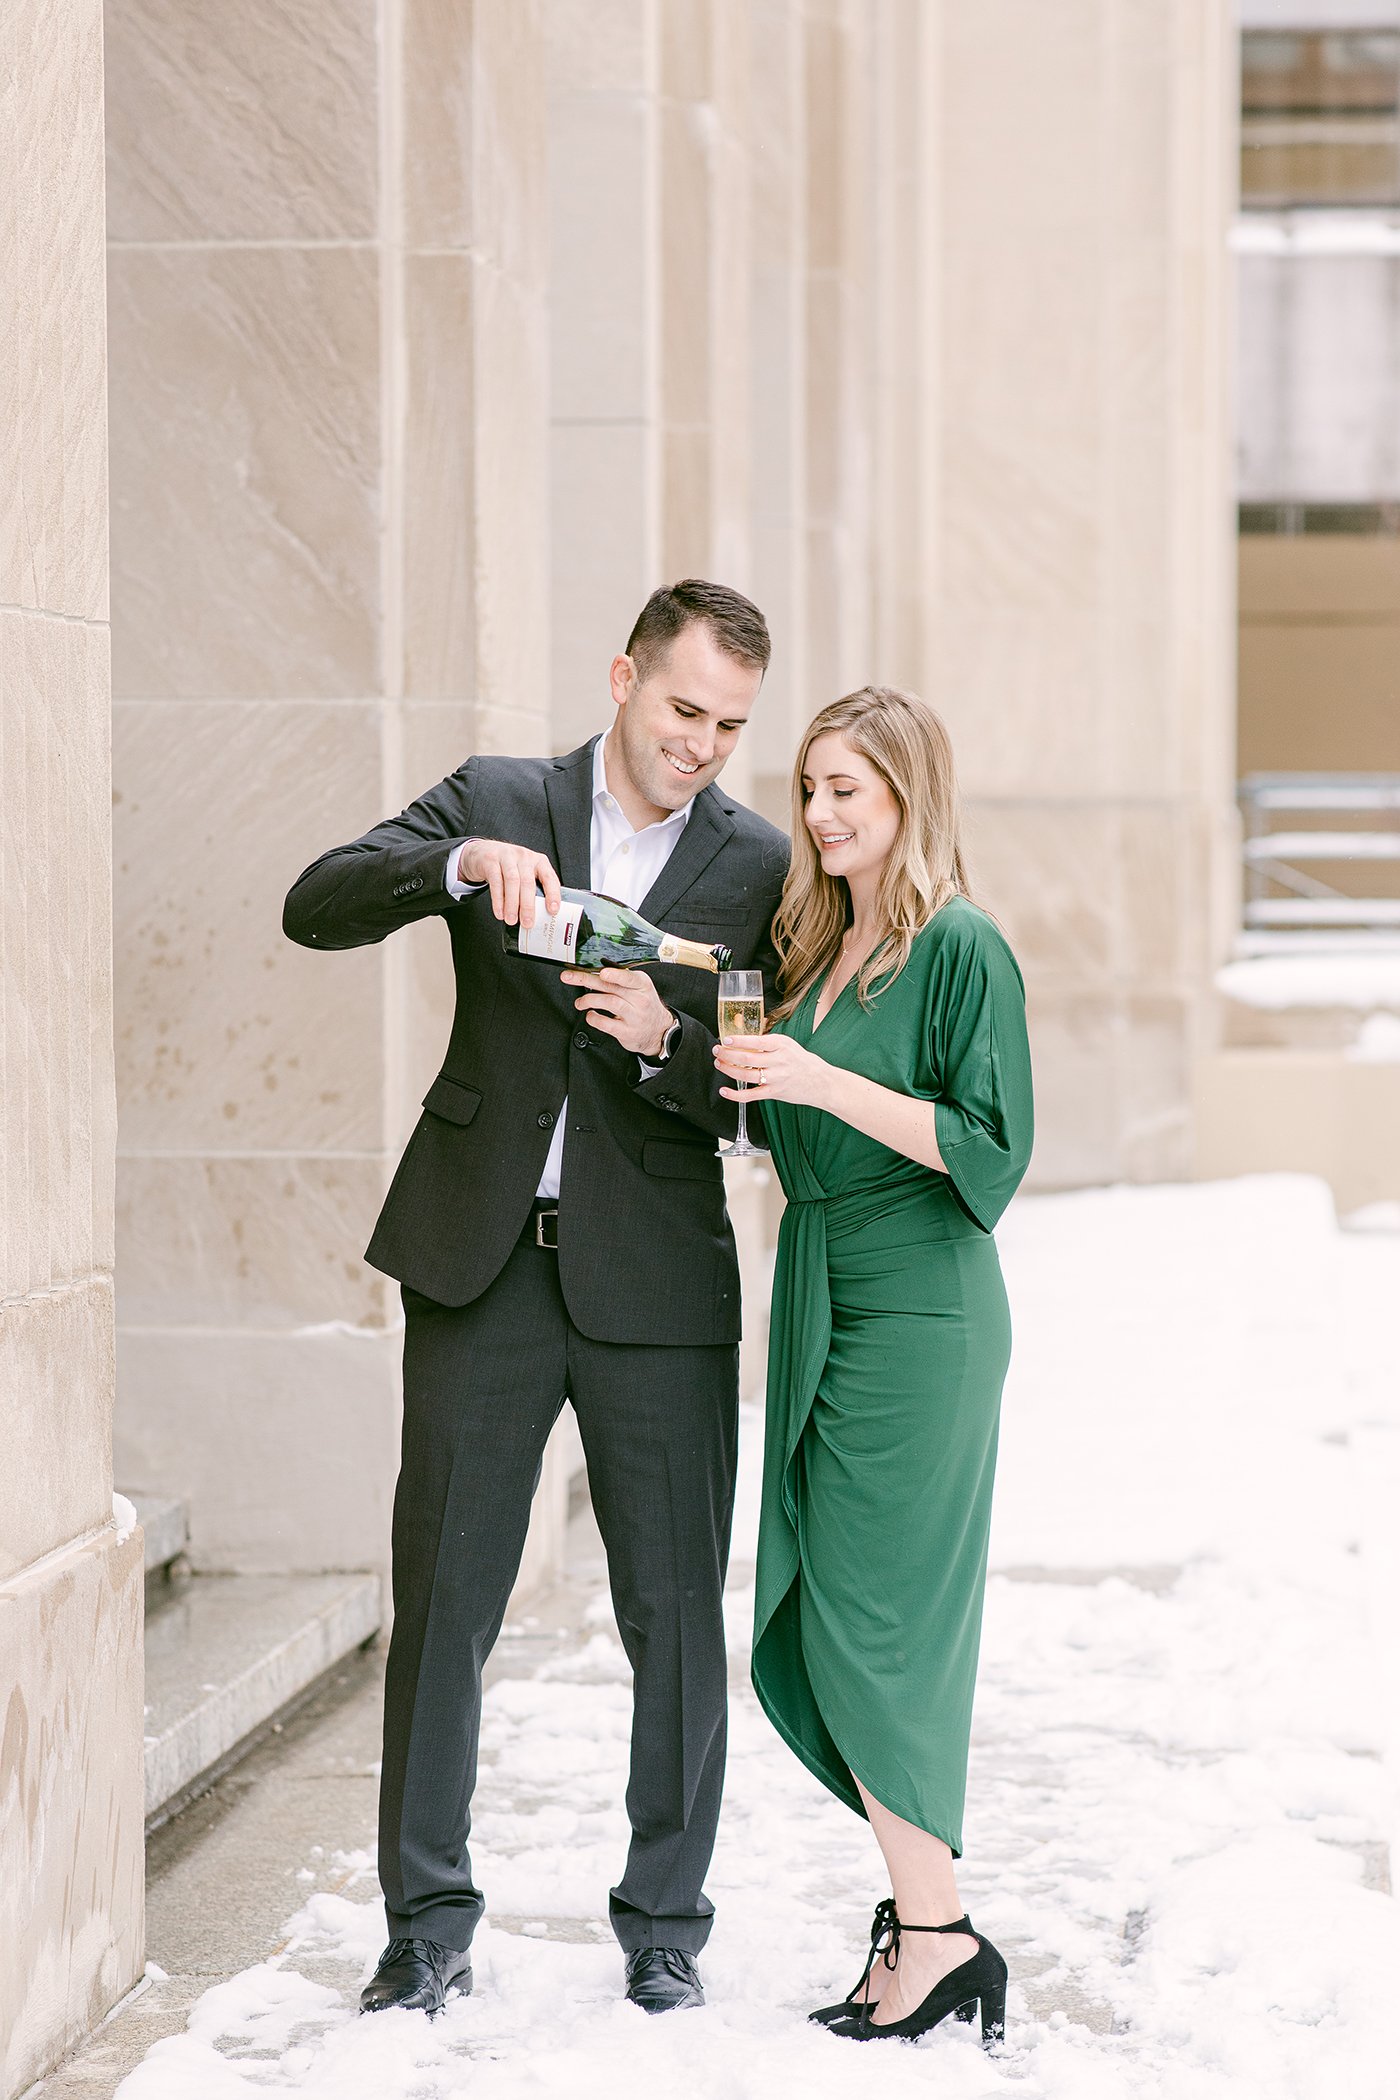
[659,936,720,973]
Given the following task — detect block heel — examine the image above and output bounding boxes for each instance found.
[979,1979,1007,2045]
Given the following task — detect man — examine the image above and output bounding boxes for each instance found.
[284,580,789,2017]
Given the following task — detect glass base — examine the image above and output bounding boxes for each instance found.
[716,1137,769,1157]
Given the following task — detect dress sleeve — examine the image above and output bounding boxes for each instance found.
[928,914,1034,1232]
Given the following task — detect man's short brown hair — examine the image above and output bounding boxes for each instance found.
[625,579,770,686]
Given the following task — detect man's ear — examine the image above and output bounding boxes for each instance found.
[608,653,635,709]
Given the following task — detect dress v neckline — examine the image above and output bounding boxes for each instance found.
[810,962,855,1037]
[811,928,884,1034]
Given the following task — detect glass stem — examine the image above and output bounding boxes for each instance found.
[735,1088,749,1150]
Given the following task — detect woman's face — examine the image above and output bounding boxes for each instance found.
[801,731,902,891]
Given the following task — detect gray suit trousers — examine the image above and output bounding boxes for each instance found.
[378,1235,739,1953]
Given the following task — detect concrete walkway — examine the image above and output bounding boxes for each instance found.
[40,1503,617,2099]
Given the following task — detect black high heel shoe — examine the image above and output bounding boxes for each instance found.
[825,1913,1007,2049]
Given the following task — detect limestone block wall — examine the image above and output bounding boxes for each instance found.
[106,0,551,1578]
[101,0,1239,1600]
[0,2,145,2090]
[902,0,1239,1187]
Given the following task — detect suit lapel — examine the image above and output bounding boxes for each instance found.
[543,740,596,889]
[639,786,736,925]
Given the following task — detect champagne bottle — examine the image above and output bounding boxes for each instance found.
[502,888,732,973]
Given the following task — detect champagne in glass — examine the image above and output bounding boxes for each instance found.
[716,969,768,1158]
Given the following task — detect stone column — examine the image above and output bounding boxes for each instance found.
[0,1,145,2088]
[867,0,939,693]
[548,0,755,758]
[909,0,1237,1185]
[105,0,550,1579]
[547,0,663,752]
[747,0,809,823]
[548,1,768,1386]
[804,0,873,706]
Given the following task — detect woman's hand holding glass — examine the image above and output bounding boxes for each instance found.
[714,1030,833,1109]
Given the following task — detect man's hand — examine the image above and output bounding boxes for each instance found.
[459,840,562,928]
[561,968,675,1059]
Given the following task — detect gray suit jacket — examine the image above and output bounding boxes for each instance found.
[282,737,790,1346]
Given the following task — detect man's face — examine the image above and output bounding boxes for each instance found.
[609,622,762,819]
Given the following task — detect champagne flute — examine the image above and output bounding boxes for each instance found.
[716,969,769,1157]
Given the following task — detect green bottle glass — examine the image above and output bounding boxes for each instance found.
[501,888,732,973]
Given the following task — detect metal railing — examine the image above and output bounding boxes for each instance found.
[1239,773,1400,950]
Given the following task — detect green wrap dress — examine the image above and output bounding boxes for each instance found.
[751,901,1033,1855]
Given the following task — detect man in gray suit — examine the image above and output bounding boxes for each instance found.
[284,580,788,2017]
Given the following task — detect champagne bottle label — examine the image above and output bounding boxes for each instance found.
[515,908,580,964]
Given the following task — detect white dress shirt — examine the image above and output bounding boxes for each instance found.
[443,734,693,1199]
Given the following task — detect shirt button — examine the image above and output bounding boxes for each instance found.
[538,1112,555,1129]
[573,1031,590,1050]
[620,843,629,853]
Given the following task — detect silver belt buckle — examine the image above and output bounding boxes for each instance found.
[535,1207,559,1249]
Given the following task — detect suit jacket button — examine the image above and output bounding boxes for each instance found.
[538,1112,555,1128]
[573,1030,590,1050]
[411,877,423,890]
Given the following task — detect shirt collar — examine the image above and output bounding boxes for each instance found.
[592,732,692,835]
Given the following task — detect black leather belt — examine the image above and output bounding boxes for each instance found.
[522,1201,558,1250]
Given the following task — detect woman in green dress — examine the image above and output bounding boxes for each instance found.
[714,687,1032,2047]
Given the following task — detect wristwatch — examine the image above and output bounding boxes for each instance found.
[654,1012,682,1063]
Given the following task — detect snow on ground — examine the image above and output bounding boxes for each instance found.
[1216,952,1400,1012]
[115,1176,1400,2099]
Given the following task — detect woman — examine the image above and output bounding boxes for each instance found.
[714,687,1032,2046]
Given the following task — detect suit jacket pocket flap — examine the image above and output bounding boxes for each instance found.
[671,908,746,930]
[642,1137,719,1181]
[422,1075,483,1126]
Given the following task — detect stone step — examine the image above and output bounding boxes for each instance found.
[123,1492,188,1574]
[142,1570,381,1827]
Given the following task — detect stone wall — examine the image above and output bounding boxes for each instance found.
[106,0,553,1578]
[0,3,145,2091]
[908,0,1239,1189]
[105,0,1237,1589]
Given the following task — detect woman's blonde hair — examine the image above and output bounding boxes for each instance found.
[770,685,975,1022]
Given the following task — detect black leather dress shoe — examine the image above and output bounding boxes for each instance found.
[624,1947,705,2013]
[359,1938,473,2015]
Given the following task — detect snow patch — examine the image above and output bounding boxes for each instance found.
[1346,1012,1400,1062]
[113,1175,1400,2100]
[1217,952,1400,1012]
